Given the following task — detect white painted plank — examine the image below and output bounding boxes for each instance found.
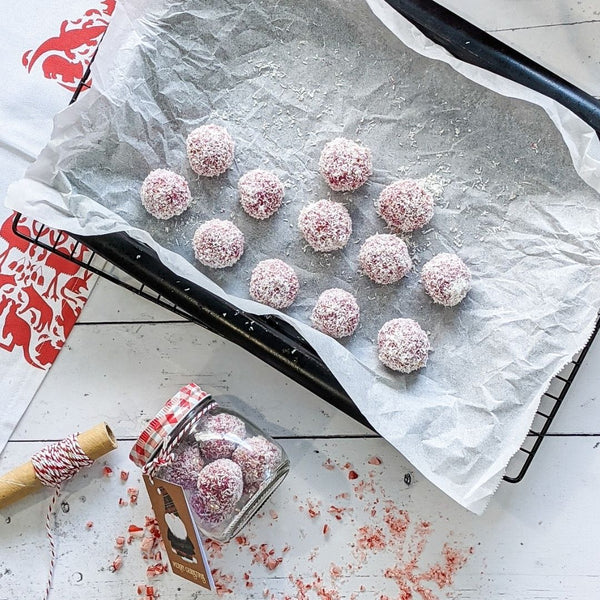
[78,275,186,323]
[1,436,598,599]
[438,0,600,31]
[12,323,370,441]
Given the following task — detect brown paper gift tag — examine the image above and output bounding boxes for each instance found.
[143,474,214,589]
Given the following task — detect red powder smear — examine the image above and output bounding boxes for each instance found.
[322,459,336,471]
[353,478,376,500]
[357,526,386,552]
[329,563,343,579]
[249,543,284,571]
[368,456,382,465]
[419,544,471,588]
[103,466,113,477]
[211,568,234,596]
[205,538,224,560]
[120,470,129,481]
[348,470,359,480]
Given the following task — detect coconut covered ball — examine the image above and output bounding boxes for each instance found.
[140,169,192,220]
[249,259,299,310]
[186,124,235,177]
[238,170,284,220]
[319,137,372,192]
[376,179,434,233]
[190,459,243,526]
[160,443,204,490]
[192,219,244,269]
[421,253,471,307]
[311,288,360,339]
[298,199,352,252]
[197,412,247,462]
[232,436,282,493]
[377,318,430,373]
[359,234,412,285]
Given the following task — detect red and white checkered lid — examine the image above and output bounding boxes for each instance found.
[129,383,211,467]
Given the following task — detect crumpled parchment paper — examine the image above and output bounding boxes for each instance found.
[7,0,600,513]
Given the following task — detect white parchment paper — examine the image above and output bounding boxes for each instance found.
[7,0,600,513]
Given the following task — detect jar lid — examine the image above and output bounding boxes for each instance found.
[129,383,211,467]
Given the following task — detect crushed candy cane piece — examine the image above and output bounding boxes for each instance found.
[368,456,382,465]
[115,536,125,549]
[128,524,144,534]
[119,498,129,506]
[348,470,359,480]
[103,466,113,477]
[128,487,139,504]
[120,470,129,481]
[109,555,123,572]
[85,521,93,529]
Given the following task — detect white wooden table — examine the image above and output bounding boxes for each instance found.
[2,3,600,599]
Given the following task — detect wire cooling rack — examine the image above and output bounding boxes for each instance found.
[10,212,600,483]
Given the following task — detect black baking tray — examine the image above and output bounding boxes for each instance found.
[13,0,600,482]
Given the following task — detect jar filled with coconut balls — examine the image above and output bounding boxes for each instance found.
[130,383,289,542]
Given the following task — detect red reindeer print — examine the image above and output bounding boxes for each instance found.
[18,284,55,333]
[21,1,115,92]
[0,298,39,368]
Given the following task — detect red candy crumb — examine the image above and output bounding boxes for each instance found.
[120,470,129,481]
[128,487,139,504]
[368,456,382,465]
[102,466,113,477]
[85,521,93,529]
[348,470,359,480]
[109,555,123,572]
[115,536,125,549]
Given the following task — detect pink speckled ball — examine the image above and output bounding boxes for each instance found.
[238,170,284,220]
[298,199,352,252]
[198,413,247,461]
[231,436,281,493]
[311,288,360,339]
[319,138,372,192]
[249,259,299,310]
[192,219,244,269]
[190,459,243,526]
[421,253,471,307]
[377,318,430,373]
[140,169,191,220]
[376,179,434,233]
[160,444,204,490]
[359,234,412,285]
[186,124,235,177]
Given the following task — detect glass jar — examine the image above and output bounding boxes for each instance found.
[130,383,289,542]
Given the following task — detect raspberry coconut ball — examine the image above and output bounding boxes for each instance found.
[319,137,372,192]
[421,252,471,307]
[311,288,360,339]
[359,234,412,285]
[186,124,235,177]
[190,459,243,526]
[376,179,434,233]
[197,412,247,461]
[232,436,282,493]
[238,169,284,220]
[192,219,244,269]
[298,199,352,252]
[377,318,430,373]
[160,443,204,490]
[140,169,191,220]
[249,259,299,310]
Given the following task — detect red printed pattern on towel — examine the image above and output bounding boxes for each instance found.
[0,215,92,369]
[21,0,115,92]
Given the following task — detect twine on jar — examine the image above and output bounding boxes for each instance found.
[143,401,216,481]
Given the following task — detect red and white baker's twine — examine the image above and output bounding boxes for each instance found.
[31,435,94,600]
[143,401,216,480]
